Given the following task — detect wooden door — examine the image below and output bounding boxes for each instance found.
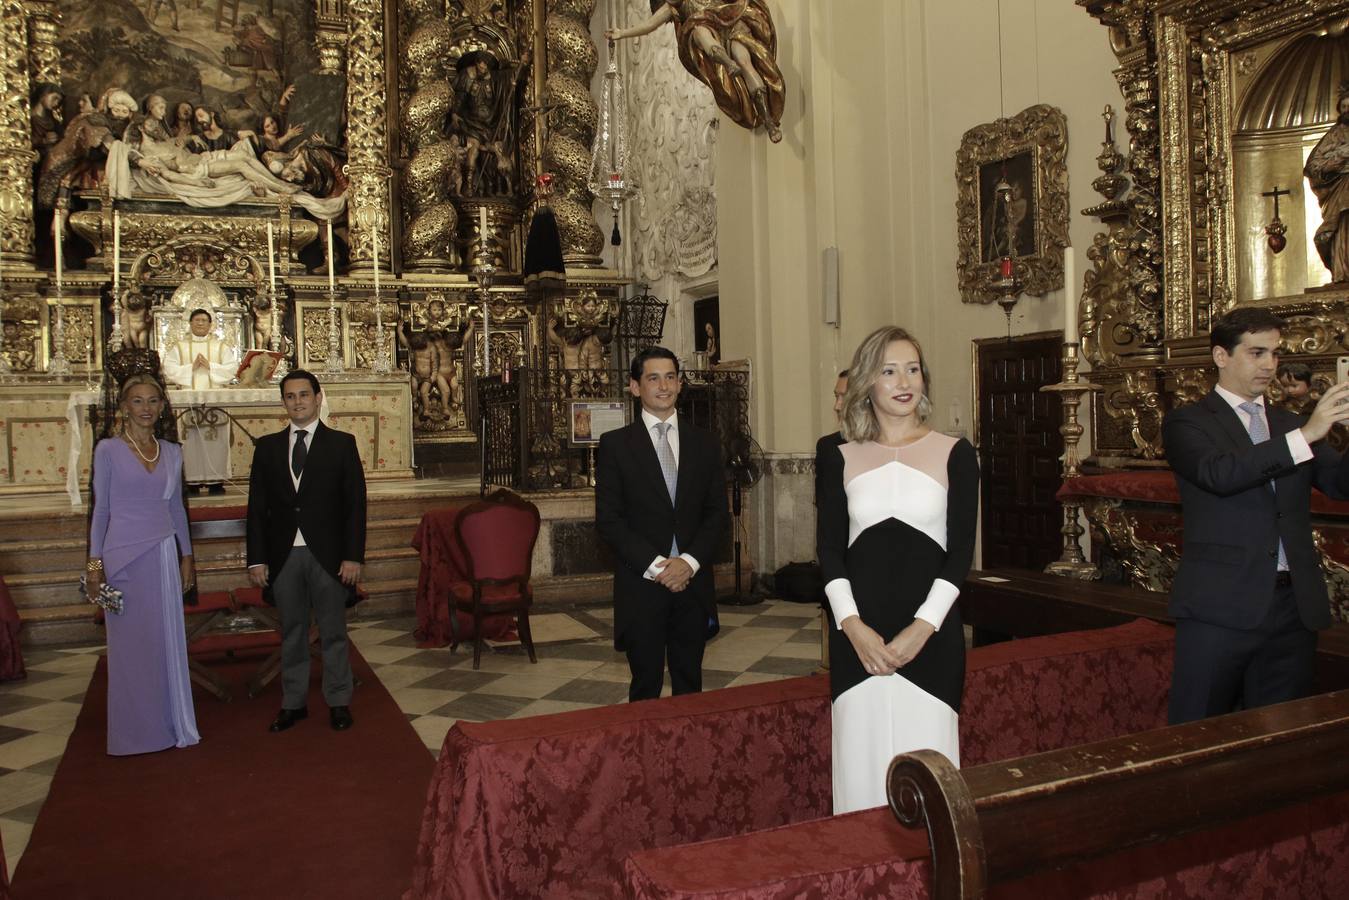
[975,333,1065,570]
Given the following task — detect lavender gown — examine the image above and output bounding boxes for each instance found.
[89,438,200,756]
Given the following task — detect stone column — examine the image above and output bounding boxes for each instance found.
[344,0,392,274]
[0,0,37,266]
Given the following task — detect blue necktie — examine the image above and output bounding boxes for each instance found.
[1239,401,1287,571]
[655,422,678,556]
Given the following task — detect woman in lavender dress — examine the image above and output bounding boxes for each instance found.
[86,374,200,755]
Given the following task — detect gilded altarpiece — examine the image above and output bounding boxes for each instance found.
[0,0,620,487]
[1076,0,1349,604]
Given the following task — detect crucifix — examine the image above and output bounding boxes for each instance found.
[1262,185,1291,254]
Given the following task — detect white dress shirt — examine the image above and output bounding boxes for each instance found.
[1213,385,1312,464]
[638,409,701,581]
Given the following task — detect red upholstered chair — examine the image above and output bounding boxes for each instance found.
[451,490,541,669]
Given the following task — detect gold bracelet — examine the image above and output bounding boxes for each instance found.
[86,559,104,572]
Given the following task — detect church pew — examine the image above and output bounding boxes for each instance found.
[406,619,1174,899]
[620,693,1349,899]
[961,567,1349,690]
[887,689,1349,899]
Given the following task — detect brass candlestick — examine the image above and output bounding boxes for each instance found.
[324,285,345,374]
[1040,341,1102,579]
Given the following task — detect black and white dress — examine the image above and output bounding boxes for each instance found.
[815,433,979,813]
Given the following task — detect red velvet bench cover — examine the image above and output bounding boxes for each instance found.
[406,619,1174,899]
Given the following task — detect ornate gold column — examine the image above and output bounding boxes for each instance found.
[1,0,37,266]
[399,0,459,271]
[543,0,604,266]
[25,1,62,86]
[344,0,392,274]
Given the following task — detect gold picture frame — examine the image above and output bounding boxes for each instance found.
[956,104,1070,304]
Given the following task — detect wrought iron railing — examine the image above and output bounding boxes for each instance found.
[478,365,750,493]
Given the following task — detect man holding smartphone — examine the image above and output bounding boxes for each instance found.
[1164,307,1349,723]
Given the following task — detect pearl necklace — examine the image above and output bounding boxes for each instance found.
[124,433,160,465]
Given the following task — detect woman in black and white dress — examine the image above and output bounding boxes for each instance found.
[815,325,979,813]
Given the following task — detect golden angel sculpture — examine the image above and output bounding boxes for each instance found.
[607,0,785,143]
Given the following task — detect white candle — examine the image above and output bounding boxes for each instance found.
[1063,247,1077,344]
[372,220,380,293]
[112,211,120,294]
[53,211,63,292]
[326,220,336,291]
[479,205,488,242]
[267,221,277,292]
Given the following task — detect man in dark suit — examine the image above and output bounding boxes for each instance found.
[1163,307,1349,724]
[247,370,367,732]
[596,347,729,702]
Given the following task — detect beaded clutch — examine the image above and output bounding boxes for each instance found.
[79,575,124,615]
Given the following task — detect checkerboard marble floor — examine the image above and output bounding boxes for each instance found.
[0,598,823,876]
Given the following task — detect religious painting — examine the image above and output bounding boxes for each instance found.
[956,104,1068,304]
[977,151,1035,262]
[36,0,345,218]
[693,296,720,367]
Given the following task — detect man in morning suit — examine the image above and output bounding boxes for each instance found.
[247,370,367,732]
[595,346,729,702]
[1163,307,1349,724]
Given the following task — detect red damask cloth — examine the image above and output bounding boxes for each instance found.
[405,676,833,899]
[406,620,1176,899]
[0,575,25,683]
[410,506,516,648]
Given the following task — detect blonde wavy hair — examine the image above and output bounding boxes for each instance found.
[118,373,166,405]
[839,325,933,443]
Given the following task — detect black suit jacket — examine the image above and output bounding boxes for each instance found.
[246,421,367,595]
[595,415,729,652]
[1163,391,1349,631]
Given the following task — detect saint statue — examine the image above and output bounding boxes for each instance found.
[1306,92,1349,283]
[450,51,530,196]
[606,0,785,143]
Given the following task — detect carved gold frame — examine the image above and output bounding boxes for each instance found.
[1155,1,1349,344]
[956,104,1070,304]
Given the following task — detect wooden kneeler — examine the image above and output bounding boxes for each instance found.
[183,591,240,702]
[888,689,1349,899]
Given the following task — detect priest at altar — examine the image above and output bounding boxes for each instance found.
[161,307,238,493]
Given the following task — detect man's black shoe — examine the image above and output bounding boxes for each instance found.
[330,706,353,731]
[269,707,308,732]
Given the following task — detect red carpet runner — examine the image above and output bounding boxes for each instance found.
[11,646,434,898]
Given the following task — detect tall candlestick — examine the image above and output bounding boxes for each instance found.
[53,211,63,292]
[267,221,277,292]
[483,296,490,375]
[326,219,336,292]
[112,211,120,294]
[1063,247,1077,344]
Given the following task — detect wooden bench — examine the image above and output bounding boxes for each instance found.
[888,690,1349,899]
[961,567,1349,689]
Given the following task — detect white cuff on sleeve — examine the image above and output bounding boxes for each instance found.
[824,578,859,628]
[680,554,701,575]
[643,555,667,581]
[913,578,961,630]
[1286,428,1313,464]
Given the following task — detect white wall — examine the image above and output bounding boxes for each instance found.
[721,0,1118,451]
[716,0,1119,569]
